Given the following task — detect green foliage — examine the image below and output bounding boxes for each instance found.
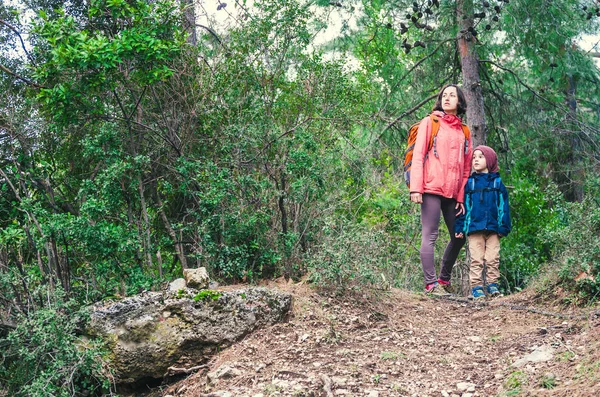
[499,177,564,291]
[544,197,600,303]
[0,293,113,396]
[305,217,411,292]
[503,370,527,396]
[1,0,600,389]
[539,373,557,389]
[193,289,222,302]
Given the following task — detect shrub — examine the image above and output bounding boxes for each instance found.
[0,293,113,396]
[545,198,600,303]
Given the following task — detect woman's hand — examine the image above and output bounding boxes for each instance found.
[455,202,465,216]
[410,192,423,203]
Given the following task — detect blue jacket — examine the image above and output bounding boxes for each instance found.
[455,172,511,237]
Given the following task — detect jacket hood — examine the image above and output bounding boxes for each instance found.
[432,110,463,129]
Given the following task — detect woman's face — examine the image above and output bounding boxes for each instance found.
[441,86,459,115]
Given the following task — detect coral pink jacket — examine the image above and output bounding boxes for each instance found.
[409,111,473,203]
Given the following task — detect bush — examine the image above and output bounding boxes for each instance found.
[305,218,420,292]
[0,293,113,397]
[499,178,563,292]
[545,198,600,303]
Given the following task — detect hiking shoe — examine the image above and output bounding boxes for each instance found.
[437,278,455,294]
[487,283,503,297]
[471,286,485,299]
[425,282,439,294]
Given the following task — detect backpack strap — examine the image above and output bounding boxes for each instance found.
[431,119,471,158]
[429,115,441,155]
[461,124,471,155]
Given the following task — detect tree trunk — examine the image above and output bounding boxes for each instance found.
[138,176,154,270]
[457,0,487,148]
[181,0,197,45]
[566,74,584,202]
[456,0,487,296]
[156,193,188,269]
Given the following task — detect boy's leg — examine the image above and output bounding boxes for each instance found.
[484,233,501,285]
[439,197,466,282]
[420,194,443,285]
[468,233,485,288]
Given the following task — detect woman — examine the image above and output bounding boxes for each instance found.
[409,84,473,294]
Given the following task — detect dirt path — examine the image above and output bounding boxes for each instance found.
[151,282,600,397]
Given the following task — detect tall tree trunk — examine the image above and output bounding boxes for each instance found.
[456,0,487,296]
[138,175,154,270]
[279,173,288,235]
[566,74,584,202]
[181,0,197,45]
[156,193,188,269]
[457,0,487,148]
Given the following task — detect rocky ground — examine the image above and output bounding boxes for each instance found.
[141,279,600,397]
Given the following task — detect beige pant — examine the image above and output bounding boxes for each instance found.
[468,232,500,287]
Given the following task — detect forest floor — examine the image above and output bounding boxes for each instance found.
[143,278,600,397]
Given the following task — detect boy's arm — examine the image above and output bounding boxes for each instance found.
[498,183,511,236]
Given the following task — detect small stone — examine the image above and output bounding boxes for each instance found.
[513,345,555,367]
[462,393,473,397]
[167,278,186,292]
[457,382,476,391]
[207,365,241,383]
[467,385,476,392]
[332,376,348,386]
[252,394,265,397]
[468,336,482,342]
[442,391,450,397]
[366,391,379,397]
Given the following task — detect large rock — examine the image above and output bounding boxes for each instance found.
[183,267,210,289]
[87,287,292,387]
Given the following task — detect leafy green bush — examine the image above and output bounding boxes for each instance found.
[0,294,113,396]
[499,177,563,292]
[305,215,419,292]
[545,198,600,303]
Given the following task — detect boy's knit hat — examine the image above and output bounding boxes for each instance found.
[473,145,499,173]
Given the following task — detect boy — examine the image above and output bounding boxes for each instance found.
[455,145,511,299]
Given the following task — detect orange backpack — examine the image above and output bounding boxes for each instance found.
[403,114,471,187]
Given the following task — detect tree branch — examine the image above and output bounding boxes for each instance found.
[195,24,224,46]
[478,60,555,106]
[0,18,35,65]
[381,93,438,135]
[0,64,45,88]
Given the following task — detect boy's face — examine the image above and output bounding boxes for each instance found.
[473,150,488,173]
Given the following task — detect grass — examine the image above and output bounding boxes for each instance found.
[379,351,406,360]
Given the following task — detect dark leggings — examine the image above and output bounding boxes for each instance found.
[420,193,465,285]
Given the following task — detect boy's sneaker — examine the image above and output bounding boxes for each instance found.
[425,282,439,294]
[471,286,485,299]
[487,283,503,297]
[437,278,455,294]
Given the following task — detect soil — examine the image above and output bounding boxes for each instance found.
[142,279,600,397]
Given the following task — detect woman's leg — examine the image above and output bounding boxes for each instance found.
[420,194,442,285]
[439,197,466,282]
